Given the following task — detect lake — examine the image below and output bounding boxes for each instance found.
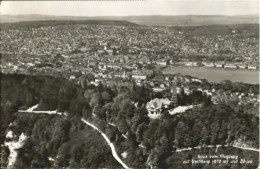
[163,66,259,84]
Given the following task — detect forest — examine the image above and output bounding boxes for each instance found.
[1,73,259,168]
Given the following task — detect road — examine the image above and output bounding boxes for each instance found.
[18,105,130,169]
[81,118,130,169]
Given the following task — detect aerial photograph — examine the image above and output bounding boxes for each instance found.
[0,0,259,168]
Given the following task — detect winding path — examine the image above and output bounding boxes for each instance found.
[81,118,130,169]
[17,105,130,169]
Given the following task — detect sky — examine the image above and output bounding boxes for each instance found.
[1,0,259,16]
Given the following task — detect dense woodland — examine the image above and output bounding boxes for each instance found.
[1,73,259,168]
[3,113,120,168]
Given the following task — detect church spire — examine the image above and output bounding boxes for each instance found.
[171,79,178,108]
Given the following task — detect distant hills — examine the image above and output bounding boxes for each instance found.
[0,20,138,29]
[1,14,259,26]
[171,24,259,37]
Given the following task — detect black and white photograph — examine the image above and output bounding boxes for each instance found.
[0,0,259,168]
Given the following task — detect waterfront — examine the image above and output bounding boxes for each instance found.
[163,66,259,84]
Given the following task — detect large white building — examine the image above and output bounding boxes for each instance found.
[132,74,147,80]
[146,98,171,119]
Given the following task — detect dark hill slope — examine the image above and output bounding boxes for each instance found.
[171,24,259,37]
[1,19,139,29]
[2,113,120,168]
[1,14,259,26]
[1,73,259,168]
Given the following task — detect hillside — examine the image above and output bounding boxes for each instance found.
[0,19,138,29]
[116,15,259,26]
[1,73,259,168]
[171,24,259,37]
[2,113,120,168]
[1,14,258,26]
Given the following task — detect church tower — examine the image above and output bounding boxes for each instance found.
[171,80,178,108]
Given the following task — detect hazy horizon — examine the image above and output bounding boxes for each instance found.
[1,0,259,16]
[2,14,259,17]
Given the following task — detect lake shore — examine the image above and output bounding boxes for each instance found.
[162,66,259,84]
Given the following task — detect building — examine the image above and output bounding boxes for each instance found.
[146,98,171,119]
[224,64,237,69]
[132,74,147,80]
[107,49,113,56]
[202,62,215,67]
[69,75,76,80]
[184,62,198,67]
[156,60,169,66]
[152,87,165,92]
[146,81,179,119]
[215,63,224,68]
[248,65,257,70]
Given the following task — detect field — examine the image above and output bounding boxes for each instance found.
[163,66,259,84]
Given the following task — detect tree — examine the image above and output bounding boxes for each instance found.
[4,100,19,114]
[84,89,96,102]
[147,150,159,168]
[85,73,95,82]
[79,76,87,89]
[71,144,83,164]
[119,99,134,112]
[131,113,149,133]
[90,93,104,107]
[131,85,151,104]
[215,164,231,169]
[116,112,128,134]
[102,91,112,103]
[158,134,171,154]
[174,121,189,147]
[202,95,211,107]
[136,122,147,142]
[106,126,117,142]
[56,144,71,167]
[231,164,240,169]
[113,92,129,103]
[210,120,221,145]
[92,105,102,118]
[126,130,137,147]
